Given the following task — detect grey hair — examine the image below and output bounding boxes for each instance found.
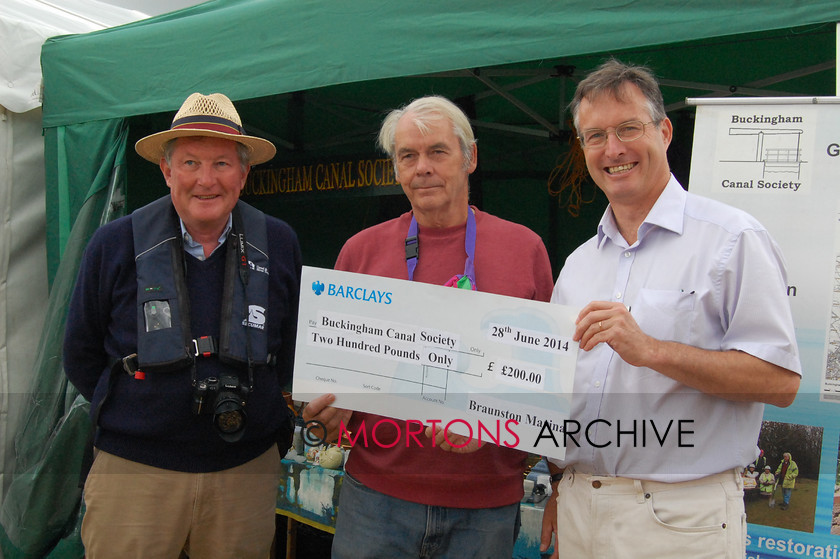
[569,59,667,132]
[163,137,250,173]
[377,95,476,176]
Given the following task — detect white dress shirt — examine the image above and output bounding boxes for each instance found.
[550,175,801,481]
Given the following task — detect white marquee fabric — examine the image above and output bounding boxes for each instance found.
[0,0,146,501]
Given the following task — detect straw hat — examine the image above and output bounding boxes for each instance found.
[135,92,276,165]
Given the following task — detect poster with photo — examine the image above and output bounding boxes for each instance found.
[690,98,840,558]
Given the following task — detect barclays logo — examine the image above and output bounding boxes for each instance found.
[312,280,325,295]
[311,279,392,304]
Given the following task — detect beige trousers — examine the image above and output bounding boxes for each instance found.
[81,446,280,559]
[554,468,746,559]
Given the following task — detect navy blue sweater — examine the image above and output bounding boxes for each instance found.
[64,203,301,472]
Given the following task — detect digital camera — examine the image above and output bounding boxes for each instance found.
[191,375,250,442]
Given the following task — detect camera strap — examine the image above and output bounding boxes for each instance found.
[405,206,477,290]
[230,205,255,392]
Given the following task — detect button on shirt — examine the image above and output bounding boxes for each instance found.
[550,175,801,482]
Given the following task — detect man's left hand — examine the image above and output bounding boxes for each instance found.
[575,301,655,367]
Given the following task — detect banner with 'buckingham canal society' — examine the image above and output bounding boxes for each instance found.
[689,97,840,559]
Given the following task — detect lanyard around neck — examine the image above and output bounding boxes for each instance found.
[405,207,477,290]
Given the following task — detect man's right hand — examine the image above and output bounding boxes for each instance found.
[302,393,353,444]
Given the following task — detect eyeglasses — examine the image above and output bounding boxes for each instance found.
[577,120,657,148]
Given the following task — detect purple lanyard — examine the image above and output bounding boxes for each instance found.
[405,207,477,290]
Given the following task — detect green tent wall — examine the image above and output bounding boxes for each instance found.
[2,1,839,557]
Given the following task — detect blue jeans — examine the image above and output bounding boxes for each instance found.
[332,473,521,559]
[782,487,792,505]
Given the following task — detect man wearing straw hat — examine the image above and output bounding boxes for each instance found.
[64,92,301,558]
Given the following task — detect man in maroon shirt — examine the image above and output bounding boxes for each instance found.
[305,95,554,558]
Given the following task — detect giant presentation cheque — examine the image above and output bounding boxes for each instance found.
[293,266,578,460]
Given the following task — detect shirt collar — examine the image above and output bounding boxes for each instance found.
[596,174,686,248]
[180,214,233,260]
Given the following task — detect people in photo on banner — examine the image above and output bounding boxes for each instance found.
[541,59,801,559]
[758,465,776,499]
[774,452,799,510]
[303,95,555,558]
[754,448,768,473]
[63,92,302,559]
[742,463,759,500]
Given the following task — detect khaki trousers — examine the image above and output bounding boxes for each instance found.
[554,468,746,559]
[81,446,280,559]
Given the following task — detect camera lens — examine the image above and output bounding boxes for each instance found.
[213,395,247,442]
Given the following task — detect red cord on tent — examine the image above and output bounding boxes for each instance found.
[547,132,597,218]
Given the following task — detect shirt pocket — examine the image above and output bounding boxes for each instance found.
[631,288,696,344]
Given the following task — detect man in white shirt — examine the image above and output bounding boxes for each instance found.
[540,59,801,559]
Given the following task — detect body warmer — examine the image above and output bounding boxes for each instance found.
[132,196,270,372]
